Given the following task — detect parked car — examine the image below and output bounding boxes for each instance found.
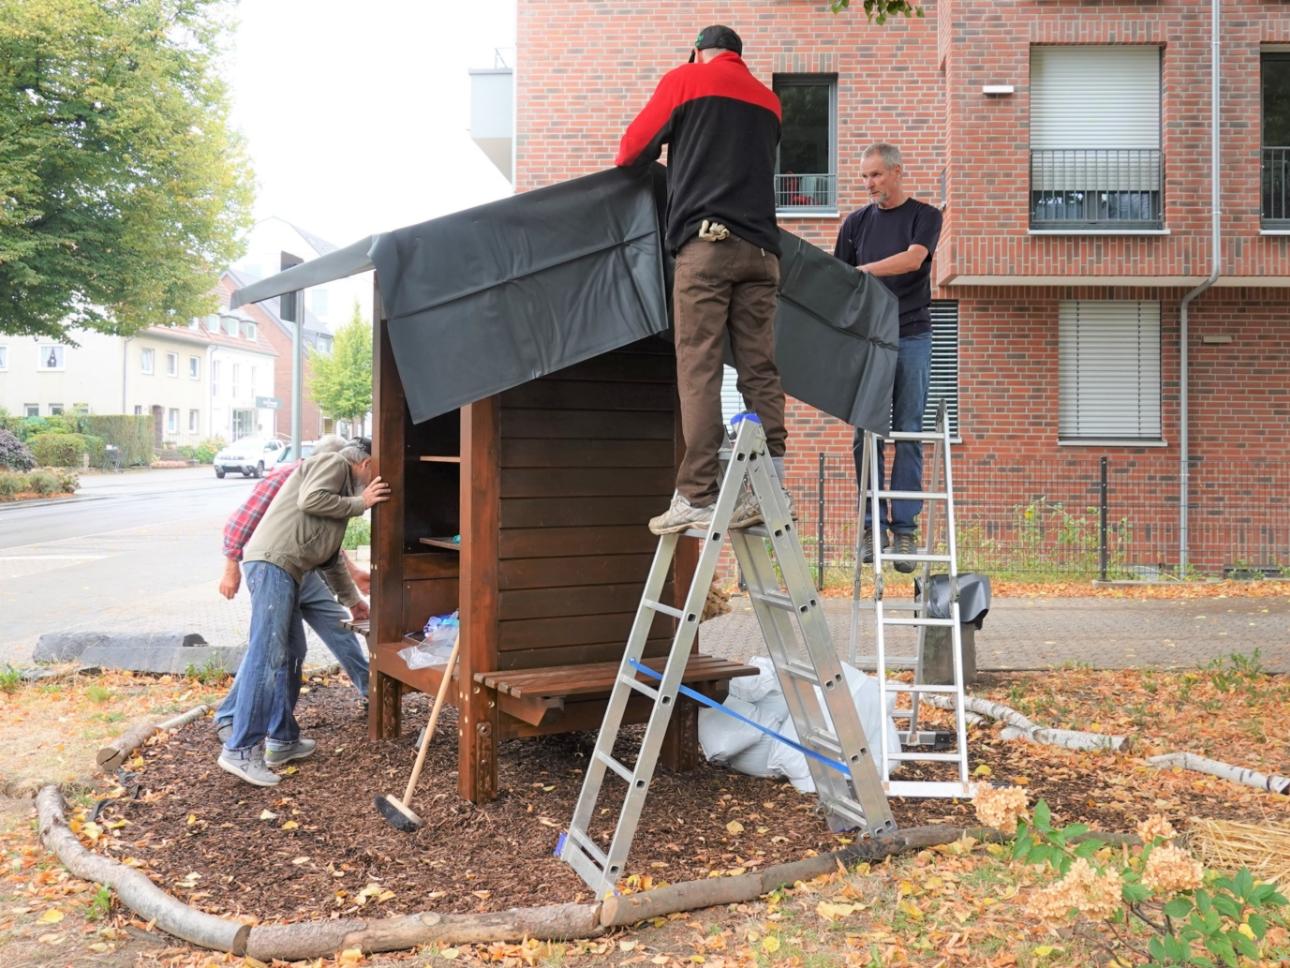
[277,439,318,463]
[213,437,287,478]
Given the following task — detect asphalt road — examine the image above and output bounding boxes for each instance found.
[0,467,259,664]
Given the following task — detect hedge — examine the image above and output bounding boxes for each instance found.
[82,415,154,466]
[29,433,88,468]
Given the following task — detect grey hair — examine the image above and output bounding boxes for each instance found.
[313,434,347,455]
[862,142,903,170]
[338,444,370,465]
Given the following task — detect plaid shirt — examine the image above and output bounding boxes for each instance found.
[222,462,299,561]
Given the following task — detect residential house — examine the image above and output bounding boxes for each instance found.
[512,0,1290,575]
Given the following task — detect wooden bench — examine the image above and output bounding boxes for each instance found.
[474,654,758,731]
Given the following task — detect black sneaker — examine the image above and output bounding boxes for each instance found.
[891,531,919,573]
[861,529,889,564]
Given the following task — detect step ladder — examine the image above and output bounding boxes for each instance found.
[559,414,895,897]
[847,401,972,799]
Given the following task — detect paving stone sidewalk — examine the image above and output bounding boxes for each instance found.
[699,593,1290,674]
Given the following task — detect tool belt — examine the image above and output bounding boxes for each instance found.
[698,219,731,242]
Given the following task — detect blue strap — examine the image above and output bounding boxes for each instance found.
[627,659,847,776]
[731,410,762,426]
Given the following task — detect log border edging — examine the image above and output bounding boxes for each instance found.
[37,780,1007,960]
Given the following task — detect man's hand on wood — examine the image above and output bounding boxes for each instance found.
[349,599,371,621]
[362,476,392,508]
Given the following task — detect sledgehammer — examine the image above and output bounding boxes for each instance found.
[373,631,461,832]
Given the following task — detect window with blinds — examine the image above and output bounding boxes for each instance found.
[1030,46,1163,228]
[1058,300,1161,441]
[927,300,959,436]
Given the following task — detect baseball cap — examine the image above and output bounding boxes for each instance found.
[688,24,743,63]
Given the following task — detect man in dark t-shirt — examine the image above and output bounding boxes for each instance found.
[834,143,943,572]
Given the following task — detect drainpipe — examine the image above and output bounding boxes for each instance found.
[121,337,131,412]
[1177,0,1221,575]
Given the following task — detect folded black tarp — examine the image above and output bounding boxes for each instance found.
[358,165,901,433]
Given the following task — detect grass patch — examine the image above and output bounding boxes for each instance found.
[0,666,21,694]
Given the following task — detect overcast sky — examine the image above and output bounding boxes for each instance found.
[225,0,516,248]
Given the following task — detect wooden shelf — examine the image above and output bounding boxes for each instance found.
[416,455,461,463]
[419,536,462,552]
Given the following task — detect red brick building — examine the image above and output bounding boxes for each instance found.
[515,0,1290,576]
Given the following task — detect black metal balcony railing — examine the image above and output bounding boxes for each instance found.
[775,172,836,210]
[1030,148,1163,229]
[1262,147,1290,227]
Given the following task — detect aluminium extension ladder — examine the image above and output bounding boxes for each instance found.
[847,400,972,799]
[558,414,896,897]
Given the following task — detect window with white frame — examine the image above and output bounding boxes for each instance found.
[166,352,178,377]
[140,348,155,374]
[49,403,64,416]
[189,356,200,379]
[250,365,257,392]
[189,409,199,433]
[167,408,179,434]
[0,345,7,370]
[240,320,257,341]
[24,403,39,417]
[231,363,240,398]
[1030,46,1162,228]
[39,345,65,371]
[222,316,238,337]
[772,74,837,212]
[211,360,221,396]
[1059,300,1161,441]
[133,405,143,416]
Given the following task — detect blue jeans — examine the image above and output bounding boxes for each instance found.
[225,561,307,752]
[216,569,369,731]
[853,331,932,535]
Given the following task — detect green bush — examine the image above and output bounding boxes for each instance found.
[192,436,224,464]
[82,415,154,466]
[0,429,36,471]
[27,470,63,495]
[29,432,88,467]
[0,473,24,497]
[342,515,371,550]
[81,434,106,467]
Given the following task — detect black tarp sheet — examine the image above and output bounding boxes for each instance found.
[373,166,898,434]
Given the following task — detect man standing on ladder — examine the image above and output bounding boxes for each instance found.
[834,144,943,573]
[616,25,790,535]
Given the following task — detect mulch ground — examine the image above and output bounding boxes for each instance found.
[84,672,1284,925]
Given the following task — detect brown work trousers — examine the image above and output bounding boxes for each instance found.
[673,235,787,506]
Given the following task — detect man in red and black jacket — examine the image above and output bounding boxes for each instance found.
[617,25,791,534]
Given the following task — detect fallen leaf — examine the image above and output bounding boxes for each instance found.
[258,809,277,821]
[37,909,65,924]
[441,947,460,960]
[281,820,299,831]
[761,935,780,954]
[726,821,744,835]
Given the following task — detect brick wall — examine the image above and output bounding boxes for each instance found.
[517,0,1290,572]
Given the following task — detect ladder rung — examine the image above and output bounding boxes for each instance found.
[871,490,949,501]
[882,616,955,628]
[751,590,796,612]
[565,826,609,869]
[887,751,963,763]
[642,599,685,620]
[595,750,635,784]
[782,660,822,686]
[883,431,947,443]
[885,780,973,799]
[880,552,952,563]
[620,673,660,701]
[801,729,842,759]
[882,683,962,695]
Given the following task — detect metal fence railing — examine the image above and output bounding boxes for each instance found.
[1262,147,1290,227]
[742,453,1290,588]
[774,172,837,210]
[1030,148,1164,229]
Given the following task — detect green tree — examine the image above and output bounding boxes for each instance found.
[308,305,372,430]
[0,0,253,342]
[832,0,923,22]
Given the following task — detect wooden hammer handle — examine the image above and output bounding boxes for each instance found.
[401,631,461,805]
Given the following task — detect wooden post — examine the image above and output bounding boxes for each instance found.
[458,398,501,802]
[370,282,406,740]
